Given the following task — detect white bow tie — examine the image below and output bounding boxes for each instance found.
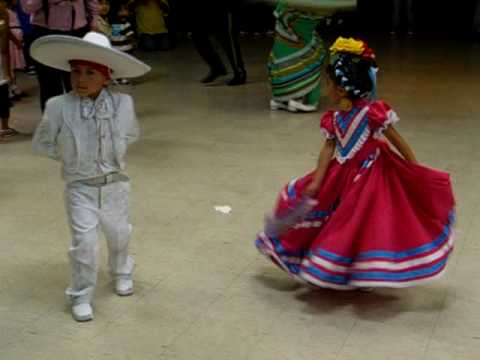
[80,90,114,121]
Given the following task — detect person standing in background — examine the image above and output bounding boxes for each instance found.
[109,0,135,85]
[191,0,246,86]
[96,0,111,37]
[20,0,99,111]
[7,0,25,100]
[268,0,328,113]
[14,0,34,73]
[0,0,17,140]
[473,0,480,38]
[133,0,170,51]
[391,0,414,35]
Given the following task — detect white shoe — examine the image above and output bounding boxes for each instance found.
[72,303,93,322]
[116,278,134,296]
[288,99,317,113]
[270,99,290,111]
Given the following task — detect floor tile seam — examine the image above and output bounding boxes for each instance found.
[448,209,478,271]
[7,307,65,350]
[420,289,449,360]
[141,276,169,293]
[157,259,258,357]
[3,275,160,343]
[84,277,168,341]
[0,327,30,353]
[86,319,119,342]
[333,319,358,360]
[218,259,264,303]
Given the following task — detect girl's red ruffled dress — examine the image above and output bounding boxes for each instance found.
[255,100,455,289]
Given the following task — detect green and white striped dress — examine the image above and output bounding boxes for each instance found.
[268,1,328,106]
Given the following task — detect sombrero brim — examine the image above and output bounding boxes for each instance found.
[30,35,151,79]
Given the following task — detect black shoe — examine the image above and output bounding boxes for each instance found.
[201,68,227,84]
[25,66,36,75]
[227,70,247,86]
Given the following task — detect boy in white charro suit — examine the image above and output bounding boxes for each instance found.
[31,32,150,322]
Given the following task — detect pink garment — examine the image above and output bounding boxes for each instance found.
[20,0,99,31]
[255,100,455,289]
[8,9,25,71]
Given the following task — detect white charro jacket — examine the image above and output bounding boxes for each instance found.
[32,89,140,183]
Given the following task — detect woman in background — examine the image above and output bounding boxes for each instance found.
[20,0,98,110]
[268,0,330,113]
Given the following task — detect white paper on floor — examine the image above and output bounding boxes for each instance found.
[214,205,232,214]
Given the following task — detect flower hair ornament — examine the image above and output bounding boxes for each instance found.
[329,37,378,103]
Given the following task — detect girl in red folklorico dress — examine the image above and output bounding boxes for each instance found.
[255,37,456,290]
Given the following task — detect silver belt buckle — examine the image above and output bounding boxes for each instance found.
[105,174,114,185]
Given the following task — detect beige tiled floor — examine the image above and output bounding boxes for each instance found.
[1,36,480,360]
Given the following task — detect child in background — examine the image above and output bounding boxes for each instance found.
[97,0,112,37]
[133,0,170,51]
[109,0,135,85]
[7,0,25,100]
[14,0,34,74]
[0,0,17,140]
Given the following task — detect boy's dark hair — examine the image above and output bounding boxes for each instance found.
[327,54,376,100]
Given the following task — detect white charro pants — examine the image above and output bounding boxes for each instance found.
[64,180,134,304]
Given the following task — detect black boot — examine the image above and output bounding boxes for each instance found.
[227,69,247,86]
[201,67,227,84]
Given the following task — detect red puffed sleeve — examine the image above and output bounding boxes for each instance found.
[320,111,336,139]
[368,100,400,138]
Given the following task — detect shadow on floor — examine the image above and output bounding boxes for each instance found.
[254,268,452,322]
[0,133,32,144]
[253,273,303,292]
[296,285,452,322]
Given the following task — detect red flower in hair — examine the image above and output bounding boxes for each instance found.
[362,44,376,60]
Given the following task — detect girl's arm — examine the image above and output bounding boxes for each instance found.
[384,126,417,163]
[303,139,336,197]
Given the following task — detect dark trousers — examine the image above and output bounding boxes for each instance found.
[138,33,171,51]
[31,26,88,111]
[0,84,10,120]
[23,33,35,68]
[191,5,245,74]
[392,0,414,31]
[472,0,480,32]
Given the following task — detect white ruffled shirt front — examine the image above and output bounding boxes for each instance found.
[33,89,140,183]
